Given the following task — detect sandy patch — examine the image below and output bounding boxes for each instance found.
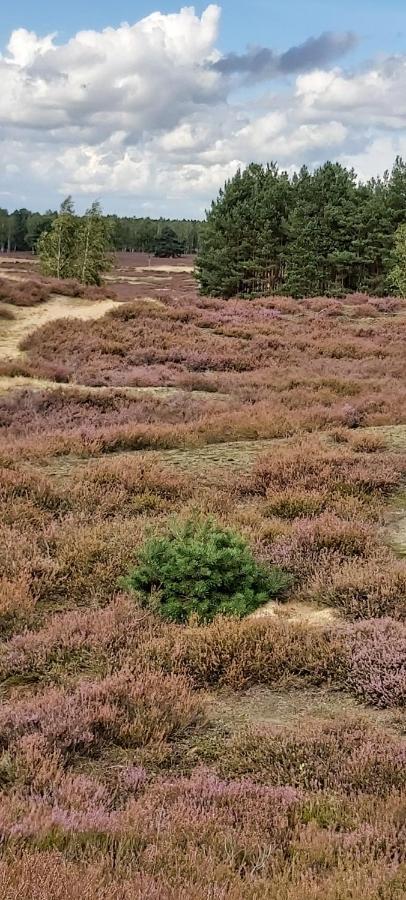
[0,294,117,361]
[386,491,406,556]
[0,376,182,397]
[250,600,338,626]
[0,256,39,265]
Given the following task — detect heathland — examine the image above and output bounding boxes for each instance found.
[0,251,405,898]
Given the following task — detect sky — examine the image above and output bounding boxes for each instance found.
[0,1,405,216]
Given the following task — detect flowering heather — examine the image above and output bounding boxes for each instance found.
[0,775,403,898]
[0,278,51,306]
[341,618,406,707]
[0,852,403,900]
[310,556,406,620]
[268,511,377,575]
[152,616,338,690]
[0,595,158,681]
[0,386,228,438]
[0,669,203,759]
[244,438,404,498]
[6,289,406,433]
[220,718,406,794]
[0,270,405,896]
[0,275,114,307]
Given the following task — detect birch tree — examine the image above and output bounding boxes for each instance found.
[75,202,111,285]
[37,197,77,279]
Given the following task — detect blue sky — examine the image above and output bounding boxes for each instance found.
[1,0,405,55]
[1,2,406,215]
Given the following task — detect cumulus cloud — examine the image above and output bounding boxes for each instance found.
[0,5,223,139]
[212,31,357,79]
[0,5,405,215]
[296,57,406,128]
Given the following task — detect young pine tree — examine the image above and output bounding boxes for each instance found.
[37,197,77,280]
[75,201,111,285]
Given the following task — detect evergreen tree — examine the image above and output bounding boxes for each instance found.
[154,225,184,257]
[284,163,360,297]
[390,224,406,296]
[11,209,31,251]
[356,177,393,294]
[37,197,77,279]
[25,212,56,251]
[196,163,291,298]
[0,209,9,251]
[386,157,406,230]
[75,202,111,285]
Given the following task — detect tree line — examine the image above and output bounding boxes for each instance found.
[0,207,202,256]
[196,158,406,298]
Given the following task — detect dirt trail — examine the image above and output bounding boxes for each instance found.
[0,256,39,266]
[0,295,117,361]
[0,375,184,397]
[387,491,406,556]
[24,424,406,483]
[207,685,404,736]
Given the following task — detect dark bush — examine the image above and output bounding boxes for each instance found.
[123,516,291,623]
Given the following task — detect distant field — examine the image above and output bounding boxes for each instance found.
[0,264,405,897]
[0,249,195,269]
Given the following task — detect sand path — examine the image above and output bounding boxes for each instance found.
[0,295,117,361]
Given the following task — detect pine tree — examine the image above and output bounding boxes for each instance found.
[75,202,111,285]
[154,226,184,258]
[356,177,392,294]
[390,224,406,296]
[196,163,291,298]
[37,197,77,280]
[284,163,360,297]
[11,209,31,251]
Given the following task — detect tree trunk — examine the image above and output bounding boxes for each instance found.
[81,222,91,284]
[56,227,62,280]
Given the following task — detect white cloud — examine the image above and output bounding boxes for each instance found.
[6,28,57,67]
[296,58,406,128]
[0,6,406,214]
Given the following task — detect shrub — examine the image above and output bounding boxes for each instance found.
[0,669,202,760]
[0,278,50,306]
[151,616,337,689]
[310,556,406,620]
[33,518,144,606]
[243,441,403,501]
[340,618,406,707]
[123,517,291,623]
[0,574,35,635]
[264,489,328,519]
[349,433,387,453]
[219,719,406,794]
[0,595,159,682]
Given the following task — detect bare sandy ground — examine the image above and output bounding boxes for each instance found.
[0,256,39,265]
[0,375,183,397]
[0,295,117,361]
[207,685,404,734]
[249,600,338,625]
